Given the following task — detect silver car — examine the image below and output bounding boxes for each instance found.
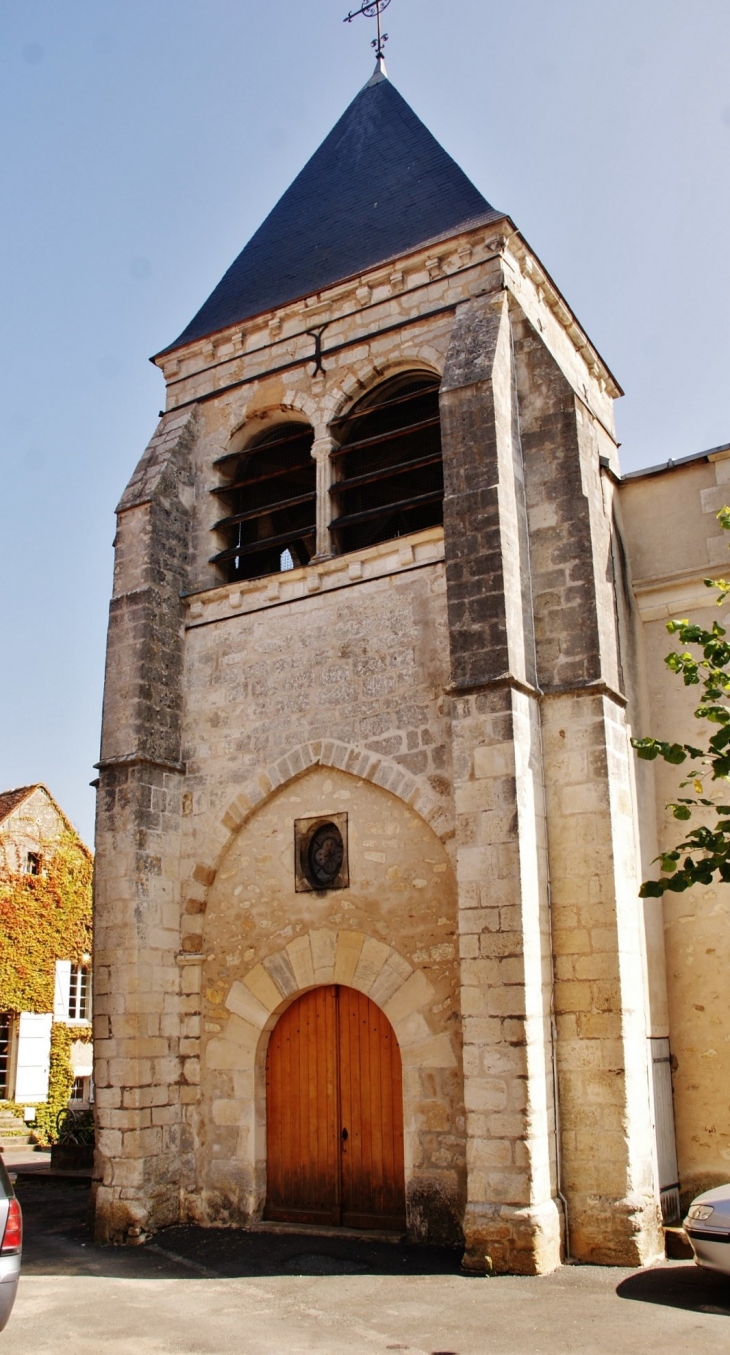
[0,1156,22,1330]
[684,1184,730,1275]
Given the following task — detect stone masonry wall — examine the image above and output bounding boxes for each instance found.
[194,764,463,1245]
[93,411,196,1242]
[620,456,730,1208]
[0,787,70,875]
[514,315,662,1264]
[441,292,560,1274]
[94,216,666,1267]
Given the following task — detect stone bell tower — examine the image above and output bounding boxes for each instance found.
[93,58,665,1272]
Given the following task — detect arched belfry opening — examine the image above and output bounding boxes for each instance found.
[211,422,316,580]
[265,985,406,1231]
[328,372,443,555]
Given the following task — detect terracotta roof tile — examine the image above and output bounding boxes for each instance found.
[0,785,38,826]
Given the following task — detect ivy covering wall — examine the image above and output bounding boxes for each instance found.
[0,831,93,1142]
[0,833,92,1014]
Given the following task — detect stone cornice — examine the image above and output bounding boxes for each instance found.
[154,228,508,397]
[183,527,445,631]
[95,754,185,774]
[152,220,509,383]
[631,564,726,621]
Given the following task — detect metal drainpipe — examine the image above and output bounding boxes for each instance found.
[546,874,573,1263]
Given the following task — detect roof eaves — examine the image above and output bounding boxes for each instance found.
[151,208,506,366]
[0,784,39,826]
[621,441,730,482]
[0,782,89,852]
[508,227,623,399]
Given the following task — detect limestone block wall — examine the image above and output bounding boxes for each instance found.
[191,764,462,1244]
[93,411,196,1242]
[513,321,661,1265]
[620,454,730,1206]
[93,213,668,1268]
[179,554,452,866]
[440,292,560,1275]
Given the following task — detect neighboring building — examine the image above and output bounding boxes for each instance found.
[92,62,728,1272]
[0,785,93,1108]
[620,446,730,1230]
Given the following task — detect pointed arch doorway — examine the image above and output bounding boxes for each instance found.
[264,985,406,1231]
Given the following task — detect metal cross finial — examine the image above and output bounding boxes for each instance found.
[343,0,391,61]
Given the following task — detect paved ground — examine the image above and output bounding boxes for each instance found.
[4,1171,730,1354]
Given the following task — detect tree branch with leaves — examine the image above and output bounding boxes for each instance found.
[632,508,730,897]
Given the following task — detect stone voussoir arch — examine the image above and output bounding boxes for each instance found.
[327,356,443,426]
[226,392,319,452]
[201,928,458,1224]
[190,739,453,897]
[208,926,456,1087]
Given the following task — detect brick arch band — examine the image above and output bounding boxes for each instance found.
[187,739,453,905]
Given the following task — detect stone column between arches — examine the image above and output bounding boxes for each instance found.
[192,929,459,1243]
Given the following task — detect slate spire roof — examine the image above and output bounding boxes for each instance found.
[162,65,501,354]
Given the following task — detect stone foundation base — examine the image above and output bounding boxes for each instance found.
[569,1192,664,1266]
[93,1182,182,1245]
[461,1199,563,1275]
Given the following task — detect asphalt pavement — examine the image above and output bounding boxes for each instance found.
[4,1172,730,1354]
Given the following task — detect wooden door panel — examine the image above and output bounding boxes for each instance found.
[265,984,405,1231]
[265,985,340,1224]
[339,987,406,1231]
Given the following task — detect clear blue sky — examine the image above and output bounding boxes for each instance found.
[1,0,728,844]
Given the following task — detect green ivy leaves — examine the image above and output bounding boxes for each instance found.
[0,833,92,1014]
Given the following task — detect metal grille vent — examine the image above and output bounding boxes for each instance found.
[211,423,316,581]
[329,374,443,555]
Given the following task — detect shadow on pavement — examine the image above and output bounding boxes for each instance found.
[16,1173,465,1281]
[617,1263,730,1316]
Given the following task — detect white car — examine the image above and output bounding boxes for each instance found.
[684,1185,730,1275]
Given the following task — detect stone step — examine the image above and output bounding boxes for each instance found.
[664,1225,693,1260]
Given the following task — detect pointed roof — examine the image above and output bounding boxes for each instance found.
[0,783,76,833]
[0,785,38,826]
[161,66,501,354]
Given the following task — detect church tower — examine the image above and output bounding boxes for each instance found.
[93,61,665,1272]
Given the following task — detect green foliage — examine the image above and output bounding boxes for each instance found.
[31,1022,92,1147]
[0,1100,29,1125]
[632,507,730,897]
[0,833,92,1014]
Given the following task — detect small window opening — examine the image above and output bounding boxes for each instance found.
[25,851,41,875]
[70,1076,85,1101]
[68,964,89,1020]
[329,374,443,556]
[210,423,316,582]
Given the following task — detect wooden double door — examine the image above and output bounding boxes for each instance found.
[265,985,406,1230]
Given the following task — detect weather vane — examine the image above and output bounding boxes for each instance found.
[343,0,391,61]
